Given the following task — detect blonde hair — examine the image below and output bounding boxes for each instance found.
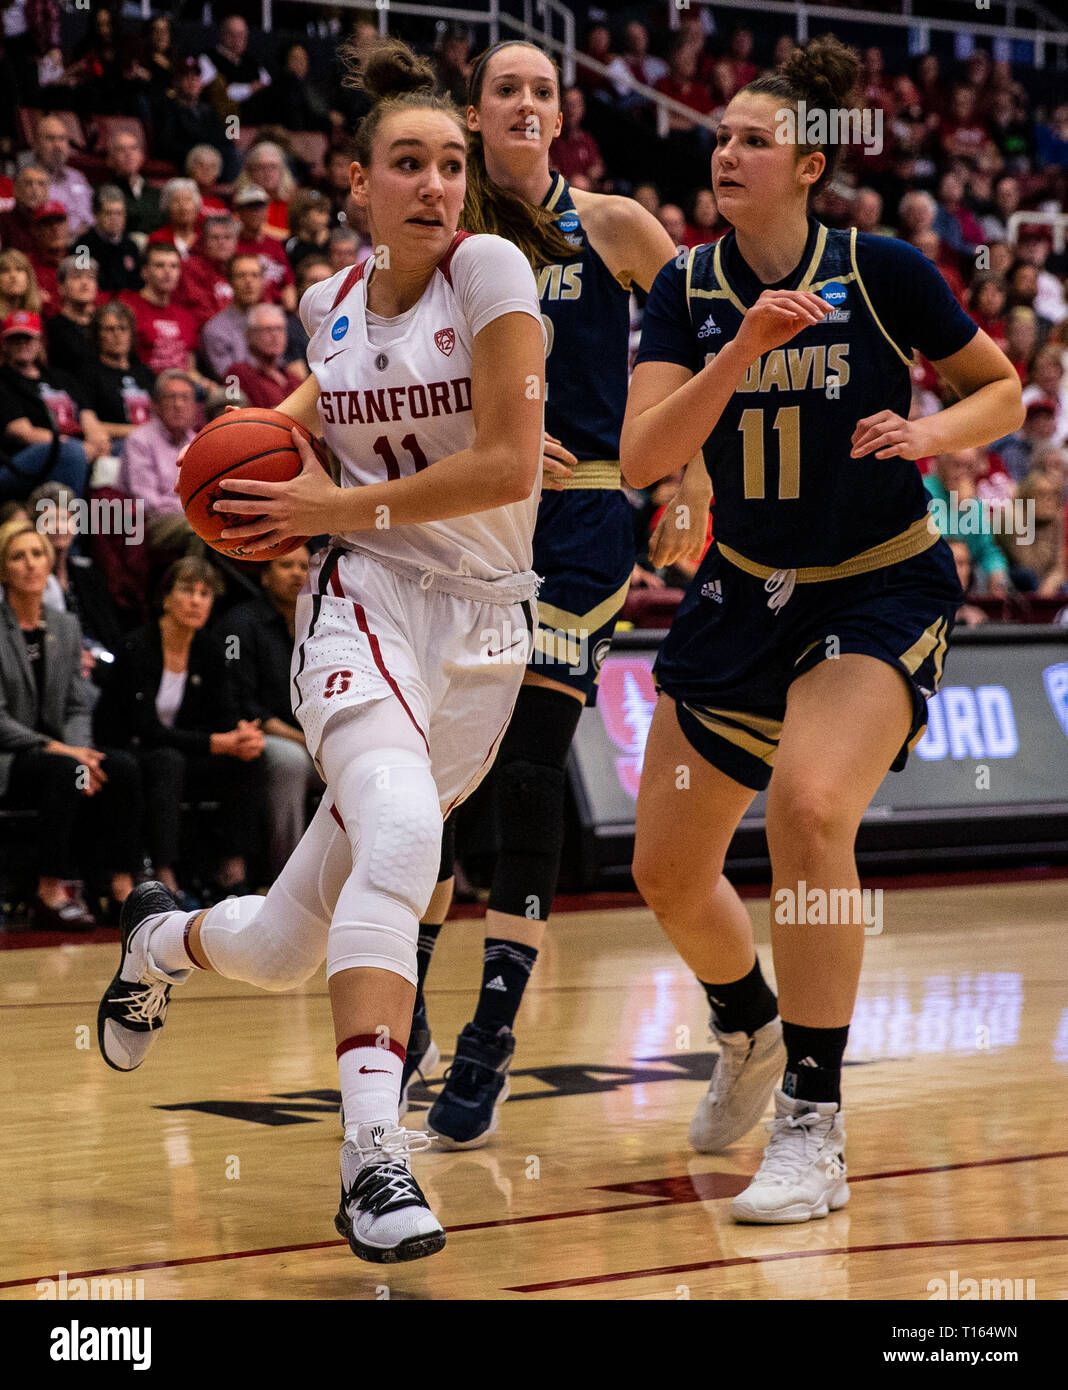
[0,519,55,587]
[0,249,43,317]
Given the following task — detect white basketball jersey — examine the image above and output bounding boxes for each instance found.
[302,231,544,598]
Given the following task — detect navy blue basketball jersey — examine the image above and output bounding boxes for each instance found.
[539,173,631,461]
[636,218,979,570]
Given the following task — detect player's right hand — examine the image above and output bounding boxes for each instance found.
[734,289,829,361]
[541,432,577,492]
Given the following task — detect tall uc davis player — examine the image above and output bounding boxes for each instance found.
[622,36,1023,1223]
[408,40,693,1149]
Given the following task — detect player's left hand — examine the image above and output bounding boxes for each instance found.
[541,432,577,491]
[850,411,933,460]
[216,428,340,549]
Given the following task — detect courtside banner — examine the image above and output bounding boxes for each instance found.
[568,627,1068,881]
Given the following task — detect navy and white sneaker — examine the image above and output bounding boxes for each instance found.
[399,999,440,1119]
[335,1122,445,1263]
[426,1022,515,1150]
[97,882,190,1072]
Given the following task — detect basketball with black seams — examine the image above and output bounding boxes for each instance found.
[178,407,331,559]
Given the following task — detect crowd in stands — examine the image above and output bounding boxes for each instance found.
[0,5,1066,925]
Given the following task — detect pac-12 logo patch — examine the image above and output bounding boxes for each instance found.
[1043,662,1068,736]
[434,327,455,356]
[331,315,349,342]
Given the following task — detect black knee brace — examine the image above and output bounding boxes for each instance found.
[488,684,583,921]
[436,810,457,885]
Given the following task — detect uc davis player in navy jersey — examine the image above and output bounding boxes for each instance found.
[408,40,684,1149]
[622,36,1023,1224]
[96,41,546,1262]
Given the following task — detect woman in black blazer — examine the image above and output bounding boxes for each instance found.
[94,556,266,902]
[0,520,141,928]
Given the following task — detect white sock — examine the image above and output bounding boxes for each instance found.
[144,911,197,977]
[338,1039,403,1143]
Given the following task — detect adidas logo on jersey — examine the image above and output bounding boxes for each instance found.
[485,975,508,992]
[700,579,723,603]
[697,313,722,339]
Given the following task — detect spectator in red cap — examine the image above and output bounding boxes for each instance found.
[0,311,106,502]
[118,245,200,378]
[28,203,71,318]
[174,215,238,330]
[233,186,296,312]
[0,165,51,256]
[222,304,291,410]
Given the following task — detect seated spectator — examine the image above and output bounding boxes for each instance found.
[924,449,1010,595]
[576,23,620,105]
[981,174,1022,243]
[550,87,605,188]
[655,40,715,132]
[286,256,332,362]
[29,114,93,237]
[320,146,355,225]
[0,519,140,928]
[988,89,1033,172]
[84,302,155,443]
[104,128,161,237]
[1008,260,1053,340]
[93,556,265,902]
[284,192,332,270]
[1014,233,1067,328]
[432,24,473,106]
[0,250,44,322]
[911,229,966,304]
[0,164,50,255]
[199,13,271,115]
[658,203,696,253]
[221,547,322,875]
[234,185,297,310]
[1034,101,1068,169]
[200,252,266,381]
[632,183,661,217]
[155,57,232,181]
[1004,306,1039,380]
[148,179,203,260]
[175,215,238,330]
[1022,345,1068,445]
[947,539,988,626]
[994,397,1057,480]
[933,170,983,257]
[28,203,71,317]
[714,27,760,103]
[223,304,292,409]
[619,19,668,101]
[44,256,99,376]
[62,4,127,116]
[328,225,363,273]
[72,186,142,296]
[184,146,228,217]
[851,187,892,237]
[119,370,197,538]
[1003,470,1066,595]
[0,311,104,502]
[236,141,297,243]
[124,13,176,115]
[272,40,330,132]
[938,84,992,166]
[28,480,125,668]
[118,245,200,378]
[687,187,726,245]
[966,272,1009,350]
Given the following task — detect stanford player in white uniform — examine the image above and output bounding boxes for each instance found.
[96,40,545,1265]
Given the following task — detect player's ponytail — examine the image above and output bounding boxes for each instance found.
[342,36,464,166]
[462,41,577,269]
[744,34,861,196]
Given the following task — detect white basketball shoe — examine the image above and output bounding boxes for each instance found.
[335,1122,446,1263]
[689,1016,785,1153]
[730,1087,849,1224]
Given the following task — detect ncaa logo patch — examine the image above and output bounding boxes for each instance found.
[817,281,850,323]
[557,209,582,246]
[1042,662,1068,736]
[331,316,349,342]
[434,327,455,356]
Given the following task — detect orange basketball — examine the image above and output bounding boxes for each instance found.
[178,407,328,560]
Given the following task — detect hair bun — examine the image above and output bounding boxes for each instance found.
[782,34,860,112]
[358,38,437,101]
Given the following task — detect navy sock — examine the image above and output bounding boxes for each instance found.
[414,921,443,1008]
[782,1022,850,1105]
[472,938,538,1032]
[700,956,778,1036]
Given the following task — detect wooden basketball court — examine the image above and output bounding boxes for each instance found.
[2,879,1065,1300]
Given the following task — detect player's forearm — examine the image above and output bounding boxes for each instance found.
[333,443,538,533]
[920,377,1024,456]
[622,340,750,487]
[277,373,323,437]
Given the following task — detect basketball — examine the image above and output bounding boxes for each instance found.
[178,407,327,560]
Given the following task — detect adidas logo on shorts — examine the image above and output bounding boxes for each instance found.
[697,313,722,339]
[700,579,723,603]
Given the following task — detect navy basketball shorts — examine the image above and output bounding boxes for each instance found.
[654,537,964,790]
[530,487,635,705]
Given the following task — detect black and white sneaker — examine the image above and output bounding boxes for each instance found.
[335,1122,445,1263]
[97,882,190,1072]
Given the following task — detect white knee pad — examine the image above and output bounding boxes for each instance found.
[198,891,328,993]
[325,746,443,986]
